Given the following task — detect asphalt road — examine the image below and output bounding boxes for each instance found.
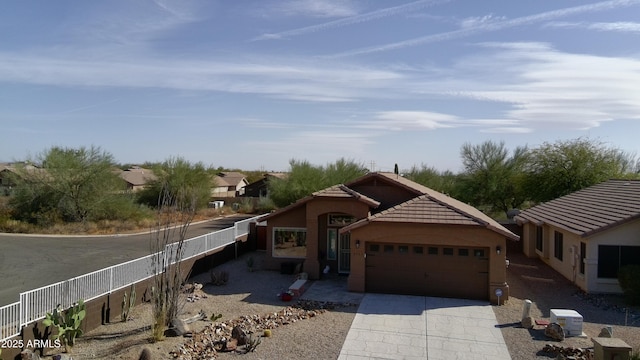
[0,214,253,307]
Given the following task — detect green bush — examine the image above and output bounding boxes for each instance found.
[618,265,640,305]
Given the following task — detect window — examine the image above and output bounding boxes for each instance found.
[579,242,586,275]
[598,245,640,278]
[328,214,355,226]
[273,228,307,258]
[384,245,394,253]
[535,226,543,252]
[413,246,424,254]
[398,245,409,254]
[327,229,337,260]
[428,247,438,255]
[474,249,485,257]
[458,248,469,256]
[369,244,380,252]
[554,231,563,261]
[443,248,454,256]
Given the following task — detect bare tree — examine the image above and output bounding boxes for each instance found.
[149,181,197,341]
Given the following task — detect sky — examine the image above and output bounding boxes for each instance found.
[1,0,640,173]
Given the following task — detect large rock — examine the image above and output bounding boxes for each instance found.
[138,348,152,360]
[167,318,192,337]
[598,327,613,338]
[20,350,41,360]
[545,322,565,341]
[521,316,534,329]
[231,325,248,345]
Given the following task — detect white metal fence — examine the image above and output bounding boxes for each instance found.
[0,214,263,342]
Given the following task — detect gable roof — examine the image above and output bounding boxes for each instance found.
[214,172,247,187]
[341,192,519,240]
[119,167,156,186]
[515,179,640,237]
[260,184,380,221]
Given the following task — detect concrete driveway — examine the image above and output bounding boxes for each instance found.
[338,294,510,360]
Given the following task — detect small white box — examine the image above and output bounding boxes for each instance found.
[550,309,583,336]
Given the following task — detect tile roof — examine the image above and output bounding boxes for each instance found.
[215,172,247,187]
[515,179,640,237]
[119,168,156,186]
[341,194,519,240]
[260,184,380,221]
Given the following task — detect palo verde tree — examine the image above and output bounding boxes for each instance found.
[523,137,634,203]
[10,145,129,224]
[457,140,529,217]
[268,158,368,207]
[138,157,212,210]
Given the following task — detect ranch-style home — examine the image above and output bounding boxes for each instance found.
[260,172,519,304]
[515,179,640,294]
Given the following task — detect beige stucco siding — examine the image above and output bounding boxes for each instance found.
[587,218,640,293]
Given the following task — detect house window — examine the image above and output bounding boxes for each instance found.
[273,228,307,258]
[369,244,380,252]
[579,242,586,275]
[535,226,543,252]
[328,214,355,226]
[327,229,337,260]
[443,248,454,256]
[474,249,485,257]
[597,245,640,278]
[413,246,424,254]
[398,245,409,254]
[384,245,394,253]
[428,247,438,255]
[554,231,563,261]
[458,248,469,256]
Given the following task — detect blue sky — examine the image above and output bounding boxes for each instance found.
[1,0,640,172]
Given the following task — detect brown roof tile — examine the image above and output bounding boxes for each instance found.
[515,179,640,237]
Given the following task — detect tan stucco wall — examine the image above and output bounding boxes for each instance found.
[264,198,370,278]
[345,222,509,304]
[587,218,640,293]
[523,218,640,294]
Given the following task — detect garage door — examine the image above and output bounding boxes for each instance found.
[365,243,489,300]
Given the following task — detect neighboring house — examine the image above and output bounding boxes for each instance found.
[242,172,287,198]
[260,172,518,304]
[0,163,46,196]
[211,172,249,197]
[118,167,157,192]
[515,180,640,294]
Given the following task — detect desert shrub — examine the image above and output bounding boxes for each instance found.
[618,265,640,305]
[238,198,255,213]
[256,196,276,213]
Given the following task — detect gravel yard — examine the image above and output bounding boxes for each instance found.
[63,250,640,359]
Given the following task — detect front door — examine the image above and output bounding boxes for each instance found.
[338,233,351,273]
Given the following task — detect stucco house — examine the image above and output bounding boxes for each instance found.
[211,172,249,197]
[515,179,640,294]
[118,166,157,192]
[260,172,518,304]
[242,172,287,198]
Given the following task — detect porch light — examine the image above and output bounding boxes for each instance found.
[356,239,360,249]
[496,245,502,255]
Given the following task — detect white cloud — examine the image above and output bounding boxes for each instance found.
[252,0,447,41]
[545,21,640,33]
[450,43,640,130]
[262,0,359,18]
[460,14,506,28]
[327,0,640,58]
[0,53,403,103]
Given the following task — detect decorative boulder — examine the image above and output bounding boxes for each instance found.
[232,325,248,345]
[598,327,613,338]
[521,316,534,329]
[20,350,41,360]
[545,322,565,341]
[167,318,192,337]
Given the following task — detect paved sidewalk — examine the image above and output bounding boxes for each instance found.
[338,293,511,360]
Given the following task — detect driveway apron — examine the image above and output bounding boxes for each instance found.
[338,293,511,360]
